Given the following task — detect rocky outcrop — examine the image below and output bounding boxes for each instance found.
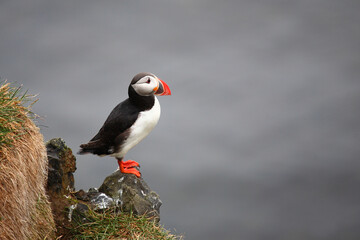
[72,171,162,224]
[45,138,162,238]
[46,138,77,239]
[47,138,76,196]
[98,170,162,222]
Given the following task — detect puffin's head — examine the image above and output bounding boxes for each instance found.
[131,72,171,97]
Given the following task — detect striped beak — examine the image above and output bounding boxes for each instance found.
[155,78,171,96]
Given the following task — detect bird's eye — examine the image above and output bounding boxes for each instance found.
[146,78,151,84]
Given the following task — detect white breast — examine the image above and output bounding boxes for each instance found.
[113,97,161,158]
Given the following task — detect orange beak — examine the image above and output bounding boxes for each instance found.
[155,78,171,96]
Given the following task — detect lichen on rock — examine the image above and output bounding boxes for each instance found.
[46,138,76,195]
[45,138,77,239]
[98,170,162,222]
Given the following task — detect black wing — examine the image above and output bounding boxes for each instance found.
[79,99,140,155]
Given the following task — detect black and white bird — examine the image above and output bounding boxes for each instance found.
[78,72,171,177]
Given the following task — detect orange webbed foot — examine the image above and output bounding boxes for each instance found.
[121,160,140,168]
[118,159,141,178]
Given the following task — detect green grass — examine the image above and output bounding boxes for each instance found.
[0,81,36,147]
[70,207,183,240]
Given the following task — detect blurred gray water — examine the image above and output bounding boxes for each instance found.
[1,1,360,239]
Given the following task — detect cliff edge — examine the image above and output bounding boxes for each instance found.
[46,138,180,239]
[0,83,55,239]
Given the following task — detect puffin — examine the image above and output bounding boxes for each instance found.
[78,72,171,178]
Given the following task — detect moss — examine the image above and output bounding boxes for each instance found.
[70,207,183,240]
[0,81,36,147]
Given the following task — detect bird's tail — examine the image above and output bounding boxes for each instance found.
[77,147,92,155]
[78,140,97,154]
[78,140,108,155]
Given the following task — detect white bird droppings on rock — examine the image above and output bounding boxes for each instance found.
[118,176,124,183]
[91,193,113,210]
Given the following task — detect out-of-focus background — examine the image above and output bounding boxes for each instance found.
[1,1,360,239]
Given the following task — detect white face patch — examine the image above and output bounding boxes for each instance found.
[132,76,159,96]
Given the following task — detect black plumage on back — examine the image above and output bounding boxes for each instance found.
[78,83,155,156]
[79,99,139,155]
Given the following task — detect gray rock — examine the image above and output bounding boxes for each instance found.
[98,170,162,222]
[46,138,76,195]
[90,192,114,210]
[45,138,77,238]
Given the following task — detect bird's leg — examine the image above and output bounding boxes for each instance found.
[117,158,141,178]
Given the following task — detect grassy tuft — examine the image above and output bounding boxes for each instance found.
[0,81,36,147]
[70,207,183,240]
[0,81,55,239]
